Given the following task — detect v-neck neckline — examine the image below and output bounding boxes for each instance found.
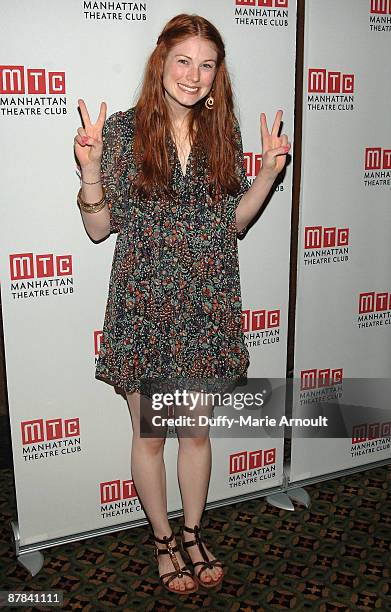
[179,149,192,178]
[168,133,192,179]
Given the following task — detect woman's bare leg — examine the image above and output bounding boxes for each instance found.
[176,391,223,583]
[126,391,196,592]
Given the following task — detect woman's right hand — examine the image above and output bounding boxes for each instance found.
[74,99,107,170]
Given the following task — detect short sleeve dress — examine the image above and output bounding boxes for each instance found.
[95,108,251,394]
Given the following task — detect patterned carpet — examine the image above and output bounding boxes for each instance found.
[0,461,390,611]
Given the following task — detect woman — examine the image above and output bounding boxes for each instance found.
[74,13,290,595]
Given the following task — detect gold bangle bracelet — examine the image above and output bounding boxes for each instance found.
[77,187,106,213]
[80,199,107,214]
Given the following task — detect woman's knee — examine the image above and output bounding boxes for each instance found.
[132,435,166,454]
[127,392,167,451]
[178,433,211,449]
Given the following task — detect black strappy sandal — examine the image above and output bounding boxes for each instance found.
[152,531,198,594]
[181,524,224,589]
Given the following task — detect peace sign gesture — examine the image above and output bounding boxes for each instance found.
[260,110,291,178]
[74,98,107,169]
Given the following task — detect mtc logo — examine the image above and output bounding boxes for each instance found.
[100,479,138,503]
[365,147,391,170]
[94,330,103,356]
[300,368,343,390]
[21,418,80,445]
[359,291,391,314]
[242,308,280,332]
[230,448,276,474]
[0,66,66,94]
[308,69,355,93]
[236,0,288,6]
[304,226,349,249]
[243,152,263,177]
[370,0,391,13]
[352,421,391,444]
[9,253,72,280]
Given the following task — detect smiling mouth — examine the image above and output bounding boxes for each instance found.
[177,83,199,94]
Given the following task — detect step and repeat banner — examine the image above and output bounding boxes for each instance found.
[291,0,391,484]
[0,0,296,548]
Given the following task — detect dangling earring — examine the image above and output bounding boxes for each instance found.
[205,92,214,110]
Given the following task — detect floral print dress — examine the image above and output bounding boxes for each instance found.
[95,108,250,394]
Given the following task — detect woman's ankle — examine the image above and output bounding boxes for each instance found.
[182,521,202,535]
[152,526,175,541]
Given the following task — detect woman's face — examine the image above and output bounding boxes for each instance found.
[162,36,218,114]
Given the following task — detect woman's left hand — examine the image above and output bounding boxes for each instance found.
[260,110,291,178]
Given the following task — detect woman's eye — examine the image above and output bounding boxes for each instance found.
[202,64,213,70]
[178,59,188,64]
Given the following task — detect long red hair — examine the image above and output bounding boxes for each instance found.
[133,13,240,199]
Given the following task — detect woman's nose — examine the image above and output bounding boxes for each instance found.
[187,64,200,82]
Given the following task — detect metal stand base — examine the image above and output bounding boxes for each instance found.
[11,520,44,577]
[266,487,311,511]
[265,492,295,511]
[17,551,44,576]
[287,487,311,508]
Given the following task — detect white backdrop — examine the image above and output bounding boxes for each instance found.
[0,0,296,548]
[290,0,391,484]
